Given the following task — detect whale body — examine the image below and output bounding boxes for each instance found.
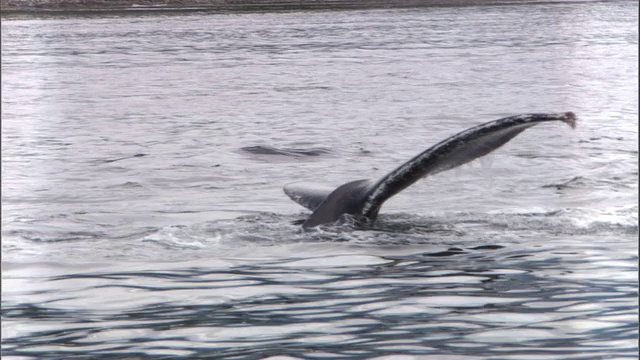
[284,112,577,228]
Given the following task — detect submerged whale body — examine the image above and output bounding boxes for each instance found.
[284,112,577,228]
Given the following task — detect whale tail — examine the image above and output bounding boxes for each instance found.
[284,112,577,228]
[286,179,375,227]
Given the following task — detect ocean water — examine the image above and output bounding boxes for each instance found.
[1,2,638,358]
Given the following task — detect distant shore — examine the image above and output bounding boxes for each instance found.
[0,0,607,14]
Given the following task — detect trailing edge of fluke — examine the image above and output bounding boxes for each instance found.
[284,112,577,228]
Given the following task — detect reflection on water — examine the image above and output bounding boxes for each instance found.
[1,0,638,358]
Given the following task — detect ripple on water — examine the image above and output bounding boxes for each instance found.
[1,2,638,359]
[4,234,636,358]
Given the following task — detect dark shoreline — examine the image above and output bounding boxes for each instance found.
[0,0,614,15]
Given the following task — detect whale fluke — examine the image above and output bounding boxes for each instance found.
[284,112,577,228]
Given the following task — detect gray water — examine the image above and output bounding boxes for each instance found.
[1,2,638,359]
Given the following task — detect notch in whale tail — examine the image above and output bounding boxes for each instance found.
[284,112,577,228]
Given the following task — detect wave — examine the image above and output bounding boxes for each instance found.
[141,206,638,250]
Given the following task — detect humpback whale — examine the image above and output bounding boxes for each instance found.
[284,112,577,228]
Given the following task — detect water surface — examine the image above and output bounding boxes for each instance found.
[1,2,638,358]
